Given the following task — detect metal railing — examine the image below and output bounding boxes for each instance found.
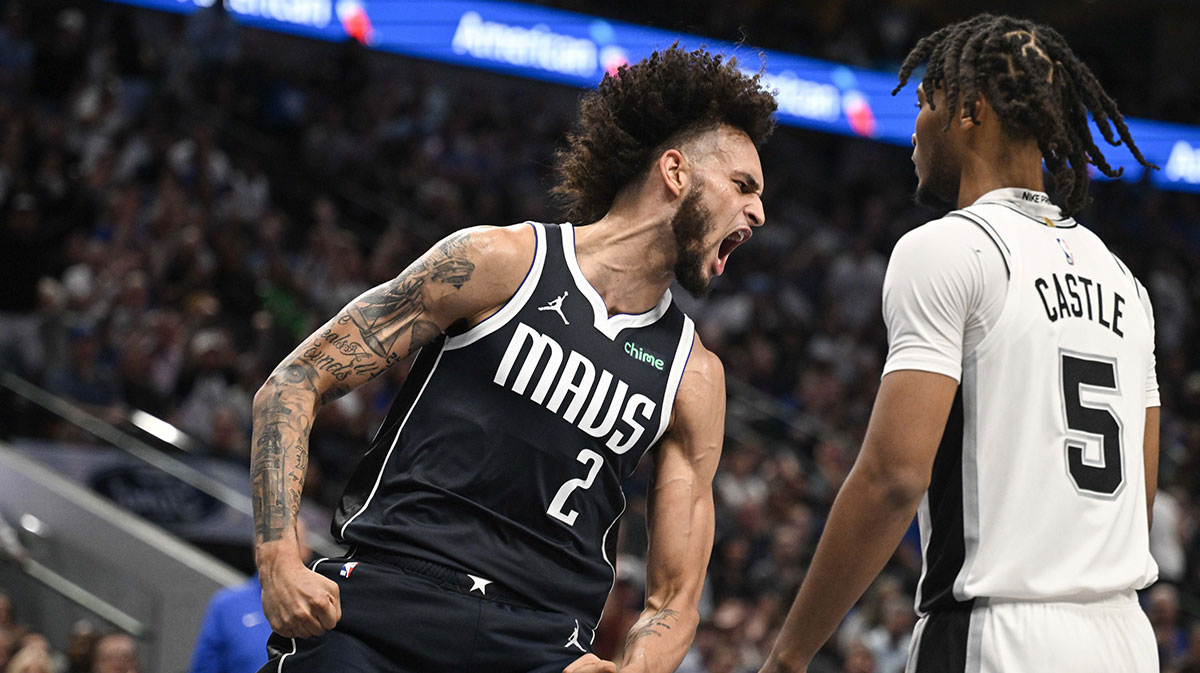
[19,559,148,637]
[0,370,342,559]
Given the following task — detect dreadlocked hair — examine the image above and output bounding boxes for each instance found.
[893,14,1156,215]
[552,45,777,224]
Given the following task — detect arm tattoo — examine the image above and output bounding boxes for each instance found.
[251,231,477,544]
[624,608,681,649]
[344,231,474,359]
[251,362,316,543]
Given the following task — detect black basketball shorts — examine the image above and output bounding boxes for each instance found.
[257,553,599,673]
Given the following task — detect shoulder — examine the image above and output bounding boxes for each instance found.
[444,222,537,276]
[664,334,724,456]
[891,215,997,263]
[424,223,539,317]
[675,334,725,417]
[682,335,724,388]
[887,215,1004,287]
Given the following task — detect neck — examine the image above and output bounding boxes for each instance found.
[571,208,676,316]
[956,140,1045,208]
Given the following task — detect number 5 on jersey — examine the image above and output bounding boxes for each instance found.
[1060,351,1124,497]
[548,449,604,526]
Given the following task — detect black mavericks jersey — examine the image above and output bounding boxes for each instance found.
[334,222,696,625]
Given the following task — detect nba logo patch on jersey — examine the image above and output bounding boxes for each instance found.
[339,561,359,578]
[1056,237,1075,265]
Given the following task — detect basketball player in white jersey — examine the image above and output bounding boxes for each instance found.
[761,14,1161,673]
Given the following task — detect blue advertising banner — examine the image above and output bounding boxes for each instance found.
[106,0,1200,192]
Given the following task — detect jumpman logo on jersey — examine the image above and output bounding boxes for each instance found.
[564,619,586,652]
[538,292,570,325]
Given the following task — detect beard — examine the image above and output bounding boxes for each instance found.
[913,134,961,210]
[671,183,716,297]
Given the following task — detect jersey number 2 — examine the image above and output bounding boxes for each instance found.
[1061,352,1123,496]
[547,449,604,526]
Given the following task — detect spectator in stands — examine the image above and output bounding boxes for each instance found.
[4,644,52,673]
[839,640,875,673]
[1150,585,1190,669]
[175,328,250,444]
[860,597,911,673]
[44,323,123,427]
[65,621,97,673]
[89,633,138,673]
[0,189,53,378]
[0,629,12,673]
[0,599,13,673]
[0,5,35,94]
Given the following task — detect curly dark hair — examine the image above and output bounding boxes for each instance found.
[893,14,1157,215]
[552,45,777,224]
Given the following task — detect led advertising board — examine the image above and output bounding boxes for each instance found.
[106,0,1200,192]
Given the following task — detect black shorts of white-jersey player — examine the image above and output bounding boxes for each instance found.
[762,15,1161,673]
[249,46,777,673]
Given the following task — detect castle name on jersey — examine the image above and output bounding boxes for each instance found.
[1034,272,1126,337]
[493,322,657,455]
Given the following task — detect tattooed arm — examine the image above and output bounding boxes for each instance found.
[566,336,725,673]
[252,224,535,639]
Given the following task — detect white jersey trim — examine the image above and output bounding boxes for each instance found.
[652,316,696,447]
[445,222,547,351]
[337,347,447,540]
[561,224,673,341]
[954,356,983,603]
[277,637,298,673]
[965,603,985,673]
[596,488,627,628]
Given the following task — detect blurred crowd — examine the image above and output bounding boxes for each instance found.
[0,592,139,673]
[0,1,1198,672]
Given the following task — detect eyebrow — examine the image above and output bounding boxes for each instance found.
[734,172,762,194]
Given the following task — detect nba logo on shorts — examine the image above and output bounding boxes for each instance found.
[1056,237,1075,265]
[340,562,359,578]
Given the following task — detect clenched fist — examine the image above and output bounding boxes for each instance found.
[260,557,342,639]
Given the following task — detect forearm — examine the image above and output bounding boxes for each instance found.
[1143,407,1159,530]
[619,602,699,673]
[766,467,923,670]
[251,361,320,563]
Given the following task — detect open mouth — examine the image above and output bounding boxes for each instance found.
[714,228,752,276]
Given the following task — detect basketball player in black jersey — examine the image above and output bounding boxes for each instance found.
[250,46,776,673]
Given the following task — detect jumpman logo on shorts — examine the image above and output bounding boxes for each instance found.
[539,292,570,325]
[564,619,586,652]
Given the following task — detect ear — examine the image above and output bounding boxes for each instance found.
[656,148,688,199]
[961,91,991,130]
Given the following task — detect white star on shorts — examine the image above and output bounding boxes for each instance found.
[467,574,493,595]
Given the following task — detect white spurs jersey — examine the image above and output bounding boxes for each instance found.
[882,188,1159,613]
